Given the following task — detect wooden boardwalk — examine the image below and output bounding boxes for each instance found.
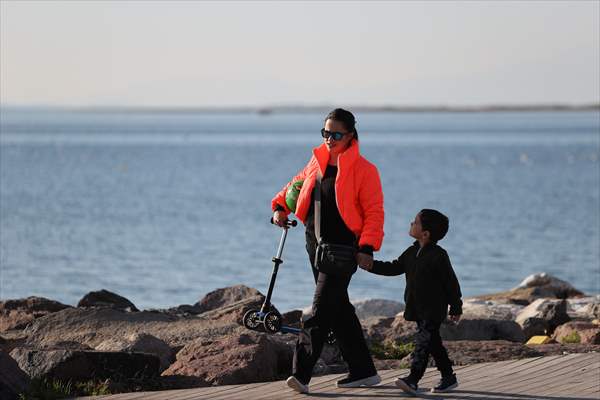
[82,353,599,400]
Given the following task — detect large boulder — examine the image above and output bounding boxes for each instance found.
[0,350,30,400]
[22,307,238,350]
[461,298,524,320]
[162,331,293,385]
[77,289,139,312]
[95,333,174,372]
[515,273,584,299]
[368,316,525,343]
[193,285,265,314]
[10,348,159,381]
[516,299,571,336]
[552,321,600,344]
[0,297,71,332]
[22,284,274,351]
[440,319,526,342]
[474,273,584,305]
[352,299,405,320]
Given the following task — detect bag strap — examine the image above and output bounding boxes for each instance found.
[314,169,323,243]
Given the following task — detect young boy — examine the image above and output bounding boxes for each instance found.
[360,209,463,394]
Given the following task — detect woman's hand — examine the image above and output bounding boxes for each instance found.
[356,252,373,271]
[273,210,288,227]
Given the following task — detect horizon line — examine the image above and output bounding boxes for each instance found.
[1,102,599,114]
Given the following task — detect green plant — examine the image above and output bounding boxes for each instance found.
[369,341,415,360]
[18,378,113,400]
[561,331,581,344]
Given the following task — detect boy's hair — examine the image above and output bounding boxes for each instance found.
[419,209,449,243]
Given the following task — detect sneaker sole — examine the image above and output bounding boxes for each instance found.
[395,379,417,395]
[336,374,381,388]
[286,376,309,394]
[431,382,458,393]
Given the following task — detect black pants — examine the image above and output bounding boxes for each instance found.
[410,320,454,381]
[292,238,377,384]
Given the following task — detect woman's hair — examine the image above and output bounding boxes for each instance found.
[325,108,359,139]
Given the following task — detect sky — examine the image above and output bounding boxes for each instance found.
[1,1,599,108]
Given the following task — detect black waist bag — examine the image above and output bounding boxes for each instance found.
[315,241,358,276]
[313,170,358,276]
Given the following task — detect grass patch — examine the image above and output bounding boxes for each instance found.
[561,331,581,344]
[370,341,415,360]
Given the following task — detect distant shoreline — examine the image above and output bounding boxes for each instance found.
[2,103,599,114]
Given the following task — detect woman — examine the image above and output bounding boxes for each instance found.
[272,108,384,393]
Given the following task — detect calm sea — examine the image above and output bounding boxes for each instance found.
[1,109,599,311]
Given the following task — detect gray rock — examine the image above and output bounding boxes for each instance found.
[0,350,30,400]
[515,273,584,299]
[95,333,174,372]
[193,285,265,314]
[516,299,570,334]
[520,317,549,339]
[1,297,72,332]
[352,299,405,320]
[440,319,526,342]
[9,348,159,381]
[77,289,139,312]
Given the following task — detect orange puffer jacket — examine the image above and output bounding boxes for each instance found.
[272,140,384,251]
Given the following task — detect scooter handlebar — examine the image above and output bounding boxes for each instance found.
[270,217,297,227]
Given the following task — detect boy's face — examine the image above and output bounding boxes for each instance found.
[409,212,429,242]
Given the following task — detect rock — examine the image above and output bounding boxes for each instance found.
[516,299,571,334]
[368,316,525,343]
[520,317,549,339]
[95,333,174,372]
[77,289,139,312]
[461,298,524,320]
[423,340,542,366]
[440,319,526,342]
[281,310,302,328]
[568,296,600,319]
[10,348,159,381]
[352,299,405,320]
[22,283,275,351]
[193,285,264,314]
[0,297,72,332]
[515,273,584,299]
[552,321,600,344]
[0,332,27,354]
[162,331,293,385]
[474,274,585,305]
[0,350,30,400]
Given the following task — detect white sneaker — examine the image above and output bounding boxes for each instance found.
[286,376,309,394]
[336,373,381,388]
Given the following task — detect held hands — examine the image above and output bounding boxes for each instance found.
[356,252,373,271]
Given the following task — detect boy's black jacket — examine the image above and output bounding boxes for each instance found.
[371,241,462,323]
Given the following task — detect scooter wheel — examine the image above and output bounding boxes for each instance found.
[243,309,261,330]
[263,311,282,333]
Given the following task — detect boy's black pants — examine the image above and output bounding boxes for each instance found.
[410,320,454,381]
[292,239,377,384]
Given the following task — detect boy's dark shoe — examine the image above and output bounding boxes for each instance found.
[431,373,458,393]
[395,376,418,395]
[336,373,381,388]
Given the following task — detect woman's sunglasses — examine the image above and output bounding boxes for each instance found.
[321,128,349,141]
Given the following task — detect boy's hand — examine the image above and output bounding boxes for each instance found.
[356,252,373,271]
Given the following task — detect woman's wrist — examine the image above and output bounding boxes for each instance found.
[358,245,374,256]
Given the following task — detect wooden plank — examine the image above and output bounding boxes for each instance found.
[489,354,598,394]
[480,356,592,393]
